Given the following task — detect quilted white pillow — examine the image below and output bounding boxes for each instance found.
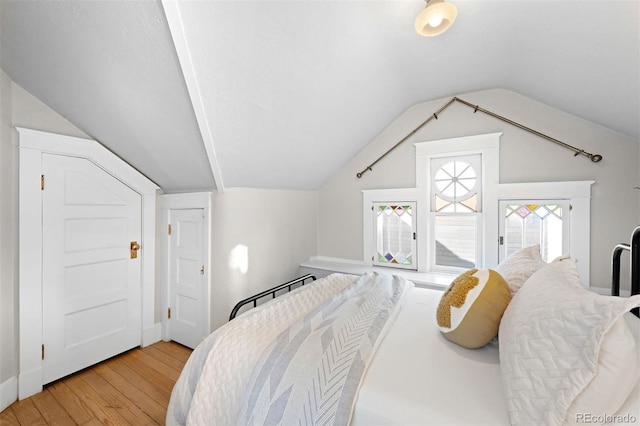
[498,259,640,425]
[566,312,640,424]
[494,245,547,295]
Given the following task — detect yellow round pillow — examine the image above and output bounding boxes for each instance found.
[436,269,511,349]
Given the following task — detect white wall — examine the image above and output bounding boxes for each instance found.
[210,188,318,330]
[318,88,640,291]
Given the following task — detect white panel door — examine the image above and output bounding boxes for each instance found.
[169,208,205,349]
[42,153,142,384]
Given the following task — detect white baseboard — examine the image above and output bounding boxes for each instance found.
[142,323,162,347]
[0,376,17,411]
[18,367,42,400]
[161,320,170,342]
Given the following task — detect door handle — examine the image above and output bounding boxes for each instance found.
[130,241,141,259]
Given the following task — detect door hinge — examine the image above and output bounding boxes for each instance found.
[168,224,172,235]
[499,236,504,245]
[41,175,45,190]
[200,265,205,275]
[41,344,45,360]
[168,307,171,319]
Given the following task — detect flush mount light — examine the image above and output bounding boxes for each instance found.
[415,0,457,37]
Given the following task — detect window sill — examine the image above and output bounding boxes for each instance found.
[299,256,456,291]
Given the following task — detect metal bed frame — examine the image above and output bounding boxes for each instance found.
[229,274,317,320]
[612,225,640,317]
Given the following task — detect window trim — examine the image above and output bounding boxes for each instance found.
[371,201,418,270]
[362,188,424,271]
[497,180,594,288]
[416,133,501,272]
[498,199,571,263]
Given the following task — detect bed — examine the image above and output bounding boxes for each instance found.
[167,239,640,425]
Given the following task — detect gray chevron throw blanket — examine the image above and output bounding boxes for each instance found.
[236,272,411,426]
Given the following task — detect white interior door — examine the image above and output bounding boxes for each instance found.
[169,208,205,349]
[42,153,142,384]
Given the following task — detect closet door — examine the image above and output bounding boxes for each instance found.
[168,208,206,349]
[41,153,142,384]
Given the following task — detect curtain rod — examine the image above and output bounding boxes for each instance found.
[356,96,603,179]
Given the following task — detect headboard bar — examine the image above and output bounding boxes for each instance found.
[611,225,640,317]
[229,274,317,321]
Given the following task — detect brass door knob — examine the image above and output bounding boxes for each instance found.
[130,241,141,259]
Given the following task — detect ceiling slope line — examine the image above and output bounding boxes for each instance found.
[161,0,225,194]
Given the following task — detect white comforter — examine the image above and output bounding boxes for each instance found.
[168,273,412,425]
[167,273,358,425]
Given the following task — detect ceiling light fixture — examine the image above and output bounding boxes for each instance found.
[415,0,457,37]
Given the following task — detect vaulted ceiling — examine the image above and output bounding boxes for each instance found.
[1,0,638,192]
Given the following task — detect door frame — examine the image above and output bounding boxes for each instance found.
[18,128,159,399]
[160,192,212,342]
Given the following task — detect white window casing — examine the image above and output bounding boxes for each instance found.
[497,181,594,288]
[363,188,424,271]
[416,133,501,272]
[372,202,418,270]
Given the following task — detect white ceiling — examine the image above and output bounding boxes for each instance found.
[1,0,638,192]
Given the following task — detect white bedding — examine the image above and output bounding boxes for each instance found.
[352,285,510,425]
[167,273,357,425]
[167,272,640,425]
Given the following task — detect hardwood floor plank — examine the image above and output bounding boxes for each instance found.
[103,357,170,407]
[93,363,166,424]
[6,399,46,426]
[80,369,157,425]
[152,341,192,363]
[128,349,181,382]
[63,372,130,425]
[142,345,186,373]
[46,381,94,425]
[0,407,20,426]
[79,418,108,426]
[0,341,191,426]
[30,390,76,425]
[118,354,175,398]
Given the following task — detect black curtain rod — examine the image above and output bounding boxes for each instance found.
[356,96,603,179]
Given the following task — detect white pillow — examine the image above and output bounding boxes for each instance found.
[494,244,547,295]
[498,259,640,425]
[566,312,640,424]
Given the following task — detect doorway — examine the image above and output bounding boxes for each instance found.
[161,192,212,349]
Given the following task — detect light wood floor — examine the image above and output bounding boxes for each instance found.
[0,341,192,425]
